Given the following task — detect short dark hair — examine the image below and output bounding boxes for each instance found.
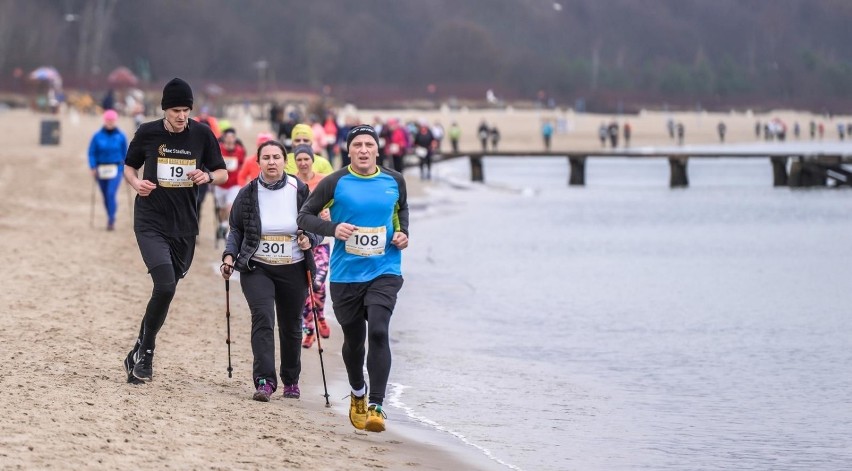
[256,140,287,162]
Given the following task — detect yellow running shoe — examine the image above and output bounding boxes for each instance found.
[365,405,387,432]
[349,393,367,430]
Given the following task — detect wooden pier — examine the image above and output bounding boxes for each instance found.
[433,142,852,188]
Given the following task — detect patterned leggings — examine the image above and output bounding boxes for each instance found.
[302,243,329,332]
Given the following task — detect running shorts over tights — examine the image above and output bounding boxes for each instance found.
[330,274,403,405]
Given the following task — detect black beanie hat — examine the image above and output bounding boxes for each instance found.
[292,144,314,162]
[346,124,379,149]
[161,78,194,110]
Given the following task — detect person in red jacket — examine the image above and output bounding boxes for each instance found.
[237,132,273,187]
[214,128,246,241]
[322,112,338,165]
[384,119,408,173]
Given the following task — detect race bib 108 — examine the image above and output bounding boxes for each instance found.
[157,157,195,188]
[345,226,386,257]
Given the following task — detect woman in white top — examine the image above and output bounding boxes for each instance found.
[221,140,321,402]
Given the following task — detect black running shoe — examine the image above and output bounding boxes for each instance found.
[124,342,143,384]
[132,349,154,382]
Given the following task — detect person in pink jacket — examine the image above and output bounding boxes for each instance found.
[384,119,408,173]
[309,116,327,156]
[322,112,338,164]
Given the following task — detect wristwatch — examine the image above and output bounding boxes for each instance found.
[206,171,214,184]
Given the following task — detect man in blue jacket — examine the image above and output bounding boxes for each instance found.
[298,125,409,433]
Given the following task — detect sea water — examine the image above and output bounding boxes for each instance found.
[386,157,852,471]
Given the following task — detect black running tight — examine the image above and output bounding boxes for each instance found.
[341,304,393,405]
[139,264,179,352]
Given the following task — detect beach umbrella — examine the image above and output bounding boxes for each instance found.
[107,66,139,87]
[28,66,62,88]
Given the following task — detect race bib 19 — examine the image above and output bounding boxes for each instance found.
[345,226,386,257]
[224,156,239,172]
[157,158,195,188]
[255,234,295,265]
[96,164,119,179]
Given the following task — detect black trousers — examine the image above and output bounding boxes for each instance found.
[418,153,432,180]
[240,261,308,390]
[392,155,404,173]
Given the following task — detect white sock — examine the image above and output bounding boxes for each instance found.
[352,386,366,397]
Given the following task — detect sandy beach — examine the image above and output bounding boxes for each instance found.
[0,104,843,470]
[0,108,493,470]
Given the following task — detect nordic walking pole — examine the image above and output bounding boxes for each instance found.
[306,269,331,407]
[225,279,233,378]
[213,197,222,248]
[90,177,96,228]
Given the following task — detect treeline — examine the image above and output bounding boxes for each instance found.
[3,0,852,111]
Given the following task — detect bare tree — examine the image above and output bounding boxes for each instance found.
[74,0,118,77]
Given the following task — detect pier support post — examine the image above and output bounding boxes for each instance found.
[770,157,788,186]
[470,156,484,182]
[790,156,827,187]
[568,156,586,186]
[668,157,689,188]
[789,157,804,187]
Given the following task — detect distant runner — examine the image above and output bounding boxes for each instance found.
[87,109,127,230]
[292,144,332,349]
[413,122,434,180]
[237,132,273,187]
[286,124,334,175]
[298,124,409,433]
[122,78,227,383]
[214,128,246,241]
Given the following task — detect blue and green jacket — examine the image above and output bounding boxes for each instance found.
[297,165,409,283]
